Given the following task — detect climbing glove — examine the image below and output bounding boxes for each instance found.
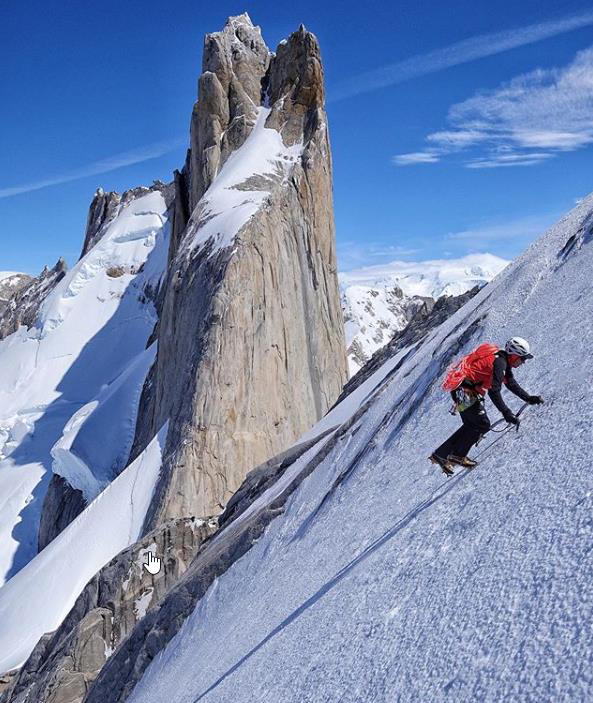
[503,411,520,426]
[527,395,544,405]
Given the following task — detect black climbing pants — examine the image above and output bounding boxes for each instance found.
[435,396,491,459]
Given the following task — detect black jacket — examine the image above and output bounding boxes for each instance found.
[487,351,531,415]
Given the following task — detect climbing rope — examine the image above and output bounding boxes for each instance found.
[471,402,528,463]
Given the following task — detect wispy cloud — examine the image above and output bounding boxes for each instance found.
[395,47,593,168]
[337,239,421,269]
[392,151,440,165]
[329,10,593,102]
[446,212,561,245]
[0,138,185,199]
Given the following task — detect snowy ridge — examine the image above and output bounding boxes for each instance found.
[0,190,169,585]
[126,196,593,701]
[340,253,509,376]
[0,272,23,283]
[183,107,303,258]
[339,253,508,299]
[0,423,168,673]
[0,272,31,305]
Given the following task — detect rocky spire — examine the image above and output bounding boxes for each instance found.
[131,18,347,528]
[188,13,271,211]
[80,188,122,259]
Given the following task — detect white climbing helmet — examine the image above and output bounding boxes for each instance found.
[505,336,533,359]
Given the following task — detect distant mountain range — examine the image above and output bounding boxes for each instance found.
[339,253,509,375]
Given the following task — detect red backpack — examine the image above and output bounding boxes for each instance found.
[442,343,500,394]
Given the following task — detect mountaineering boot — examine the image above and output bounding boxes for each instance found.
[429,453,455,476]
[448,455,478,469]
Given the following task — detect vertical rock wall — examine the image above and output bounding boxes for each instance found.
[1,16,346,554]
[134,15,348,527]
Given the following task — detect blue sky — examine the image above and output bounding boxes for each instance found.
[2,0,593,273]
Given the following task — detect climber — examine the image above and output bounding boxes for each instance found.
[429,337,544,475]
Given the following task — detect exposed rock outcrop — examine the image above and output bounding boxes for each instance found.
[132,14,347,526]
[37,476,87,553]
[0,260,67,340]
[0,274,31,321]
[189,14,271,211]
[2,517,216,703]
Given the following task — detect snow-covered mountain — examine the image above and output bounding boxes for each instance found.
[0,15,347,698]
[0,186,170,589]
[0,272,22,283]
[340,253,509,375]
[0,273,31,316]
[90,182,593,703]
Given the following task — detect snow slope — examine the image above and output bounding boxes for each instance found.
[340,253,508,376]
[128,198,593,701]
[0,190,169,585]
[184,106,303,258]
[0,423,168,673]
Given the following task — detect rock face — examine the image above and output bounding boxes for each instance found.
[37,476,87,553]
[132,13,347,526]
[0,260,67,340]
[1,517,216,703]
[0,274,32,321]
[80,188,122,259]
[189,15,270,211]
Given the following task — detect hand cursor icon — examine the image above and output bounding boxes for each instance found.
[143,552,161,575]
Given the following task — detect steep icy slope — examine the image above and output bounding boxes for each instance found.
[107,194,592,702]
[340,253,508,375]
[0,188,170,584]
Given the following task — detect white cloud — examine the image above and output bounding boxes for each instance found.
[399,46,593,168]
[0,138,185,199]
[447,213,561,243]
[392,152,440,165]
[329,10,593,102]
[337,240,421,269]
[465,153,553,168]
